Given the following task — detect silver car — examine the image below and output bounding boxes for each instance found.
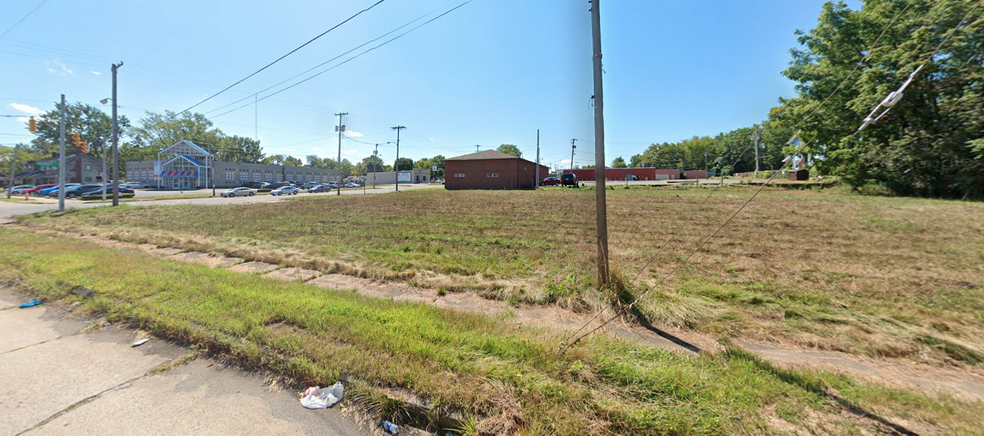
[270,186,299,196]
[220,187,257,197]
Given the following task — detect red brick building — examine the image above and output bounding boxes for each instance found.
[445,150,549,190]
[562,167,681,181]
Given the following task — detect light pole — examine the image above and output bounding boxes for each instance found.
[103,62,123,206]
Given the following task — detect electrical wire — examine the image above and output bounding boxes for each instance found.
[0,0,50,39]
[208,0,473,120]
[560,1,958,352]
[178,0,388,115]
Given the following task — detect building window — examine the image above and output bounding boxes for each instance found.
[225,171,234,181]
[454,173,465,178]
[85,165,92,171]
[240,172,248,181]
[84,177,92,182]
[486,173,498,178]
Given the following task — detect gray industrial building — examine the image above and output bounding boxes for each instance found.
[125,140,343,189]
[365,168,431,186]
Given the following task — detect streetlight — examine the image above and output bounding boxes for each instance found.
[99,98,113,201]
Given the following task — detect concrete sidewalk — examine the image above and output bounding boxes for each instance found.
[0,288,365,436]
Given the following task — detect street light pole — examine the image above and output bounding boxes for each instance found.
[111,62,123,206]
[335,112,347,196]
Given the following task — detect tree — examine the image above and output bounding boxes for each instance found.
[1,143,44,185]
[629,154,643,168]
[360,154,385,173]
[611,156,628,168]
[130,111,224,161]
[496,144,522,158]
[217,135,264,163]
[282,156,303,167]
[774,0,984,198]
[394,157,414,171]
[263,154,289,165]
[430,154,445,178]
[31,102,131,160]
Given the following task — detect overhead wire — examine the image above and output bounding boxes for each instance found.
[208,0,473,120]
[560,0,964,352]
[178,0,388,115]
[0,0,51,39]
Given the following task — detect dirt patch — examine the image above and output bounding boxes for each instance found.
[168,251,243,268]
[262,267,320,282]
[226,261,280,274]
[739,339,984,402]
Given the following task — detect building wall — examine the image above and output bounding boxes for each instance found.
[445,159,548,190]
[562,167,682,181]
[125,160,344,189]
[683,170,708,179]
[364,169,431,185]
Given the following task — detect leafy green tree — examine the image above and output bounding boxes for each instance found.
[774,0,984,197]
[262,154,289,165]
[130,111,224,161]
[31,102,130,160]
[394,157,414,171]
[496,144,522,158]
[629,154,643,168]
[216,136,263,163]
[360,154,385,173]
[282,156,303,167]
[611,156,627,168]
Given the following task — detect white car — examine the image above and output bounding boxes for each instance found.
[121,181,149,189]
[220,187,257,197]
[269,186,299,196]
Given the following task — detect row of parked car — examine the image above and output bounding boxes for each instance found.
[6,183,135,198]
[540,174,578,187]
[220,181,359,197]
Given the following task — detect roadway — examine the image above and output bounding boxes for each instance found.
[0,183,443,218]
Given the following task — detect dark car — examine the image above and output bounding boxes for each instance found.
[308,184,332,193]
[541,177,560,186]
[561,173,578,187]
[64,184,104,198]
[244,181,268,189]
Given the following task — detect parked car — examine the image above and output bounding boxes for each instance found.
[64,184,104,199]
[307,184,331,193]
[344,182,360,188]
[301,182,320,190]
[270,186,299,196]
[244,181,268,189]
[561,173,578,187]
[121,181,150,189]
[541,176,560,186]
[327,182,340,189]
[40,184,81,196]
[220,187,257,197]
[267,182,294,190]
[24,184,58,196]
[9,185,35,195]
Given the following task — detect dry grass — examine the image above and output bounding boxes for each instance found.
[16,186,984,367]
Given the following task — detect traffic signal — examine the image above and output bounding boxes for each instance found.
[28,117,37,132]
[80,141,89,154]
[71,132,81,146]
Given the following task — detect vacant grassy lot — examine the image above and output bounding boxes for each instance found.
[1,228,979,435]
[16,187,984,367]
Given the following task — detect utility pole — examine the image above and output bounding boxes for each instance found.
[752,126,762,176]
[254,95,259,141]
[101,143,107,201]
[6,144,17,199]
[590,0,610,286]
[373,144,379,189]
[392,126,405,192]
[335,112,348,196]
[58,94,66,212]
[570,139,577,170]
[111,62,123,206]
[535,129,540,190]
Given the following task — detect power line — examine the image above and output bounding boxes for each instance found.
[178,0,388,115]
[209,0,473,120]
[0,0,50,39]
[202,2,459,117]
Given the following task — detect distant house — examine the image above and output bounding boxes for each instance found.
[17,153,104,185]
[367,168,431,185]
[563,167,681,181]
[444,150,549,190]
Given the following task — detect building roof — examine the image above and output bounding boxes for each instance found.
[446,150,541,164]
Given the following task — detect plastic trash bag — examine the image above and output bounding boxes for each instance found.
[300,382,343,409]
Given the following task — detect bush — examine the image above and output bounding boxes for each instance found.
[80,193,136,201]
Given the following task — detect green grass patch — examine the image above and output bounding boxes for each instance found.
[1,228,980,434]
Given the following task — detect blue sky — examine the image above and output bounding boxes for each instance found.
[1,0,859,170]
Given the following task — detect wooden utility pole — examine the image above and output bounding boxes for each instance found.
[570,139,577,170]
[58,94,66,211]
[392,126,405,192]
[535,129,540,190]
[590,0,610,286]
[111,62,123,206]
[335,112,348,196]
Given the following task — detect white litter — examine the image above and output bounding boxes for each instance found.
[300,382,344,409]
[131,339,149,347]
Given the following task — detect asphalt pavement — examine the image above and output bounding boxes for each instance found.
[0,287,365,436]
[0,183,443,218]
